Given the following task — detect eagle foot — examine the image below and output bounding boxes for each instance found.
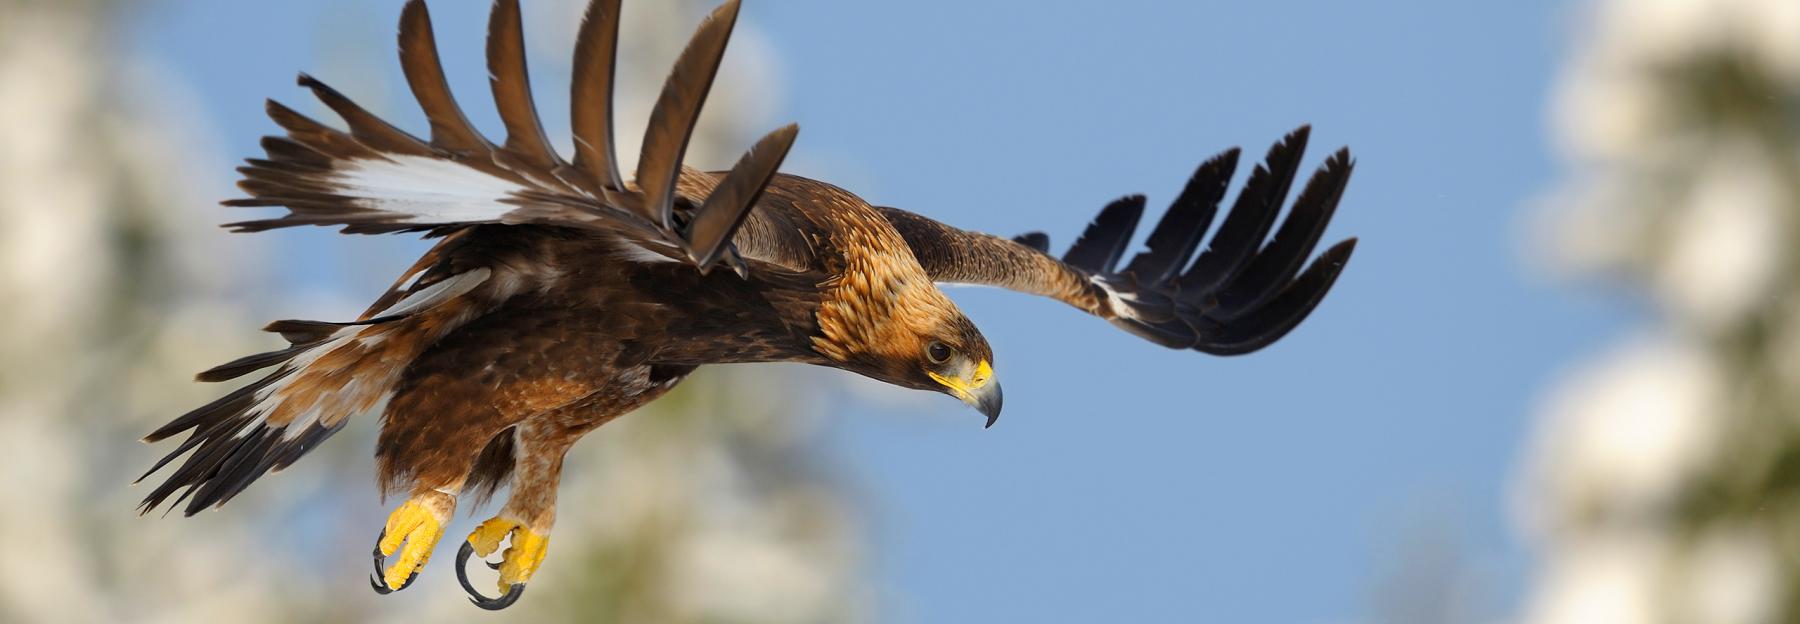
[368,494,452,594]
[368,529,417,594]
[455,516,547,610]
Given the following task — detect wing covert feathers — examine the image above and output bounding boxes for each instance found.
[225,0,792,276]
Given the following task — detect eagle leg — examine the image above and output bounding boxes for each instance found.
[454,420,570,610]
[368,491,456,593]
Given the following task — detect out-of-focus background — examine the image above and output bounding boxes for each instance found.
[2,0,1796,621]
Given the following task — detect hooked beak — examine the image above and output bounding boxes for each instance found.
[970,381,1003,428]
[930,360,1003,428]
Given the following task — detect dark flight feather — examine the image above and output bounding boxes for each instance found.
[1210,148,1354,321]
[571,0,626,191]
[1012,232,1050,253]
[487,0,563,171]
[687,123,799,269]
[1062,195,1145,273]
[1178,125,1309,295]
[295,74,435,157]
[262,99,379,161]
[256,136,331,169]
[636,0,740,229]
[398,0,494,155]
[1119,147,1237,284]
[1195,238,1356,355]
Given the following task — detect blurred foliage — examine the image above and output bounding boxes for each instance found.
[1660,47,1800,624]
[1523,2,1800,623]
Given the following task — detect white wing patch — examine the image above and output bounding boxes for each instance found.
[1093,276,1144,321]
[334,155,531,223]
[614,243,681,265]
[375,267,492,317]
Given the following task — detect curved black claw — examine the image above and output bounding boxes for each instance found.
[368,529,419,595]
[456,541,526,610]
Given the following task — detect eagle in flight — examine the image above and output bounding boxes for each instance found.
[138,0,1357,610]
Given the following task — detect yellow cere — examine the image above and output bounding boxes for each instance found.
[929,359,993,398]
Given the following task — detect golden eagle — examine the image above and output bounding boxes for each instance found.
[138,0,1357,610]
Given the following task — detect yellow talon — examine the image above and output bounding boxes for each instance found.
[378,495,451,591]
[465,517,551,593]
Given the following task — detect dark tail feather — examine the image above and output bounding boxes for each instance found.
[139,331,358,516]
[263,319,350,345]
[194,345,309,382]
[138,381,351,516]
[142,372,287,445]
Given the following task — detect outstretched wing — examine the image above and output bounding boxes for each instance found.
[227,0,797,275]
[880,126,1357,355]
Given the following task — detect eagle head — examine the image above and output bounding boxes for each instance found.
[912,309,1001,427]
[813,260,1002,426]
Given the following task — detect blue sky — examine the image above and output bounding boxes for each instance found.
[131,1,1629,621]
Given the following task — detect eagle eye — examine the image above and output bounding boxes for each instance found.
[926,341,952,364]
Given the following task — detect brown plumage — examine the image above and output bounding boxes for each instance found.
[138,0,1358,609]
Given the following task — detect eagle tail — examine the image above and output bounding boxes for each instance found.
[138,268,493,516]
[135,321,382,516]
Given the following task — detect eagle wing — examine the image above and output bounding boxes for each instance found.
[880,126,1357,355]
[137,0,823,517]
[227,0,796,276]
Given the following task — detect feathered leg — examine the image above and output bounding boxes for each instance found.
[449,362,691,610]
[454,421,576,610]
